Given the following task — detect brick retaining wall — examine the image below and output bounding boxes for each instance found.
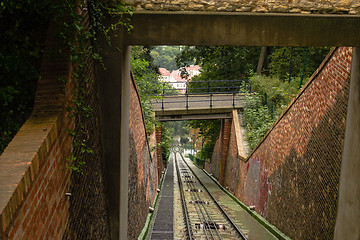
[0,15,159,240]
[208,47,352,239]
[128,72,159,239]
[0,25,72,239]
[61,9,111,238]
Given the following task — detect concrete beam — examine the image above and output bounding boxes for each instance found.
[96,34,123,239]
[124,12,360,47]
[120,46,131,240]
[334,47,360,240]
[155,107,235,117]
[96,29,130,240]
[156,112,232,121]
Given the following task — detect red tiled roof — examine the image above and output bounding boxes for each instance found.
[159,68,170,76]
[159,65,201,82]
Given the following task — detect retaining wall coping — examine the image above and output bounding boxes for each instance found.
[0,26,69,237]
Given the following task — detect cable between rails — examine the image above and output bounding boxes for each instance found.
[179,153,248,240]
[177,154,221,239]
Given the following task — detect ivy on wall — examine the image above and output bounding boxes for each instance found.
[60,0,133,173]
[0,0,133,172]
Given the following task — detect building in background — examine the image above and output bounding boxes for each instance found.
[159,65,201,93]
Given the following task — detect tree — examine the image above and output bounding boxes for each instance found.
[131,46,176,164]
[177,46,261,80]
[187,120,221,160]
[131,46,161,135]
[176,46,261,159]
[0,1,55,154]
[150,46,182,71]
[268,47,330,81]
[167,121,189,137]
[176,46,331,152]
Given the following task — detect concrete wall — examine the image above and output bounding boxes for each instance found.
[125,0,360,14]
[207,47,352,239]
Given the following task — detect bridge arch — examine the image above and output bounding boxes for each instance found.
[96,10,360,240]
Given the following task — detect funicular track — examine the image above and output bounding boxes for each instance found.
[174,152,248,240]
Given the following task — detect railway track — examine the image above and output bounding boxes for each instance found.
[174,152,248,240]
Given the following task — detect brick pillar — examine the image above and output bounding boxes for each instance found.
[155,126,162,183]
[219,118,232,185]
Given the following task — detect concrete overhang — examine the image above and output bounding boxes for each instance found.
[124,11,360,47]
[155,108,235,121]
[156,113,232,121]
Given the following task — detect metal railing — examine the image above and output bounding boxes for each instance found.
[161,79,251,95]
[153,79,251,111]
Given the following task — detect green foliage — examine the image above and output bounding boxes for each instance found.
[175,46,329,153]
[175,46,262,160]
[249,75,301,117]
[0,0,54,154]
[131,46,162,136]
[187,120,221,160]
[177,46,261,80]
[131,46,177,165]
[243,74,311,150]
[242,93,275,150]
[60,0,133,173]
[160,121,174,166]
[268,47,330,81]
[150,46,182,71]
[167,121,189,137]
[180,136,189,145]
[188,154,205,168]
[0,0,133,173]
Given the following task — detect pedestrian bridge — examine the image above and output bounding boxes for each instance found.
[152,79,250,121]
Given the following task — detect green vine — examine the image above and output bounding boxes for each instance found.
[0,0,133,172]
[58,0,133,173]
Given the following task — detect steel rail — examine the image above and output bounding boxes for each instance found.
[178,158,221,240]
[181,160,209,239]
[178,155,227,240]
[179,153,248,240]
[177,154,215,239]
[175,154,193,240]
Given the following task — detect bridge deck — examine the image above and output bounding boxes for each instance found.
[153,93,245,121]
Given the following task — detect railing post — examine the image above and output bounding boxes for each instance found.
[186,92,189,111]
[162,83,164,112]
[233,92,235,108]
[210,93,213,110]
